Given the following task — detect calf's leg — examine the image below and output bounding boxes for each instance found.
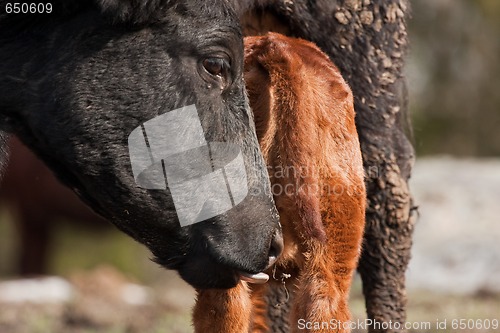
[193,283,252,333]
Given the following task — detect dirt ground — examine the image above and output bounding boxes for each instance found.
[1,157,499,332]
[1,270,498,333]
[0,266,194,333]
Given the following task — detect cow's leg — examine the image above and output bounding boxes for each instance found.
[193,283,252,333]
[264,281,296,333]
[252,276,297,333]
[357,107,417,332]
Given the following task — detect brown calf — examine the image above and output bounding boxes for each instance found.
[194,33,366,332]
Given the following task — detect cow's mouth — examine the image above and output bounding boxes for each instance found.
[154,229,281,289]
[239,271,269,284]
[238,253,278,284]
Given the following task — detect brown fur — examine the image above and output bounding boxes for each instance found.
[194,32,366,332]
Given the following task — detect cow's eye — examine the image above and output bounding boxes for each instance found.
[199,56,231,89]
[203,58,225,76]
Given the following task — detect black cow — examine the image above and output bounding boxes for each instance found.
[0,0,283,290]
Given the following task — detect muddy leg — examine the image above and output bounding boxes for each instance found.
[358,127,417,333]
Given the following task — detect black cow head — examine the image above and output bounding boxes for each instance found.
[0,0,282,288]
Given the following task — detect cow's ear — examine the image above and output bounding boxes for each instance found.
[97,0,171,24]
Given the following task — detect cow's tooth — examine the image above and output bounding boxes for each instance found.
[239,272,269,284]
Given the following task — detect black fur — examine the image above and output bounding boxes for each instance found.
[0,0,282,289]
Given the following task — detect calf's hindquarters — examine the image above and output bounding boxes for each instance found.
[245,33,366,332]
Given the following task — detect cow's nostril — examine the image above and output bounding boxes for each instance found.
[268,230,284,267]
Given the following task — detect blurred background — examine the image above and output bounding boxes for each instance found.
[409,0,500,156]
[0,0,499,332]
[402,0,500,330]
